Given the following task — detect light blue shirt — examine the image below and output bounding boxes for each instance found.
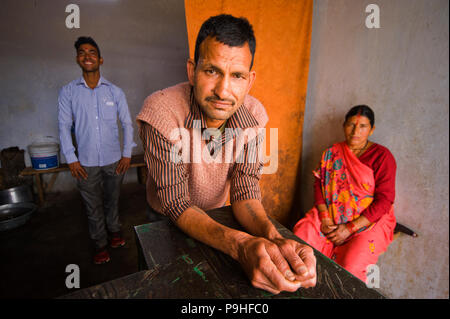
[58,76,136,167]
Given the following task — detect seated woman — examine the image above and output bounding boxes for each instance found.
[293,105,396,282]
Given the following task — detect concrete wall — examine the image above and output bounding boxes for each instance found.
[300,0,449,298]
[0,0,189,190]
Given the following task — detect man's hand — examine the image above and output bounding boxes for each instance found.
[326,223,352,246]
[115,157,131,175]
[68,161,88,180]
[270,237,317,288]
[230,199,317,294]
[237,236,316,294]
[175,202,317,295]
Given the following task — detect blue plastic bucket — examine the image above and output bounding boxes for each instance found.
[28,137,60,170]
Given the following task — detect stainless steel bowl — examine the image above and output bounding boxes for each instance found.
[0,202,37,231]
[0,184,34,205]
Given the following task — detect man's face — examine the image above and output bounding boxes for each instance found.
[187,36,256,128]
[76,43,103,73]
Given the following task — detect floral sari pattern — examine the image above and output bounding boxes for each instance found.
[313,142,376,231]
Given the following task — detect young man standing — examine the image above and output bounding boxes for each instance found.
[58,36,136,264]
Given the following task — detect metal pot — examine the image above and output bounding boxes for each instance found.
[0,184,34,205]
[0,202,37,231]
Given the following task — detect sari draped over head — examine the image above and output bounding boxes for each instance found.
[313,142,376,230]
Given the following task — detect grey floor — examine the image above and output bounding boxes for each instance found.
[0,182,149,299]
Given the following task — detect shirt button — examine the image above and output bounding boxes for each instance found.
[96,116,98,119]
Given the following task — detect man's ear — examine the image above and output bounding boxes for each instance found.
[187,58,196,86]
[99,57,104,66]
[369,125,376,136]
[246,70,256,95]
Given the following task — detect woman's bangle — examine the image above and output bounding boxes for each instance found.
[319,210,331,220]
[346,221,358,234]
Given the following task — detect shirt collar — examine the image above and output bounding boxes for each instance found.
[184,86,259,129]
[76,75,111,88]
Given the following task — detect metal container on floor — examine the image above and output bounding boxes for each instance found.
[0,202,37,231]
[0,184,34,205]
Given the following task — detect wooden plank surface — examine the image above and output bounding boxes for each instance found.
[20,154,146,176]
[20,154,147,205]
[20,163,69,176]
[63,221,231,299]
[60,269,159,299]
[134,221,232,298]
[135,206,385,299]
[61,205,385,299]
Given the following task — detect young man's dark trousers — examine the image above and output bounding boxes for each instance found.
[77,161,124,250]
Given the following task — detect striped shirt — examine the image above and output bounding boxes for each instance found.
[138,83,268,222]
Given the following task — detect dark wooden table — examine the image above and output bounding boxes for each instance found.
[62,206,385,299]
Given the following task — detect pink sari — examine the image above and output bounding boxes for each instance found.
[293,142,396,282]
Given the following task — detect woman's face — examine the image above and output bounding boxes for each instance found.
[343,115,375,148]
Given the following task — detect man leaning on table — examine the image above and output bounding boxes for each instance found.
[136,14,316,294]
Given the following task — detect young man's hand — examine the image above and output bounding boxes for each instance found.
[115,157,131,174]
[68,161,88,180]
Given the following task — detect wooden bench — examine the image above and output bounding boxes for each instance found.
[394,222,418,239]
[20,154,147,206]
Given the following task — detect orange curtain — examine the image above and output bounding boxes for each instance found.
[184,0,313,226]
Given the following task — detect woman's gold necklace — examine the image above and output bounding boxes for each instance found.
[351,140,369,157]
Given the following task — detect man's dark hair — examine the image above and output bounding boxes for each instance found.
[345,105,375,127]
[194,14,256,69]
[74,36,101,58]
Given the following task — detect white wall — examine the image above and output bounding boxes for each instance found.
[0,0,189,191]
[301,0,449,298]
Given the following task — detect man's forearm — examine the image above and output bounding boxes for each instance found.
[175,206,253,260]
[58,123,78,164]
[121,124,135,158]
[231,199,282,241]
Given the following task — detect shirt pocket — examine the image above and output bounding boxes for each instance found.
[101,100,117,120]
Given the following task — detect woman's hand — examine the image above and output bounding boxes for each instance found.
[320,218,337,235]
[326,224,352,246]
